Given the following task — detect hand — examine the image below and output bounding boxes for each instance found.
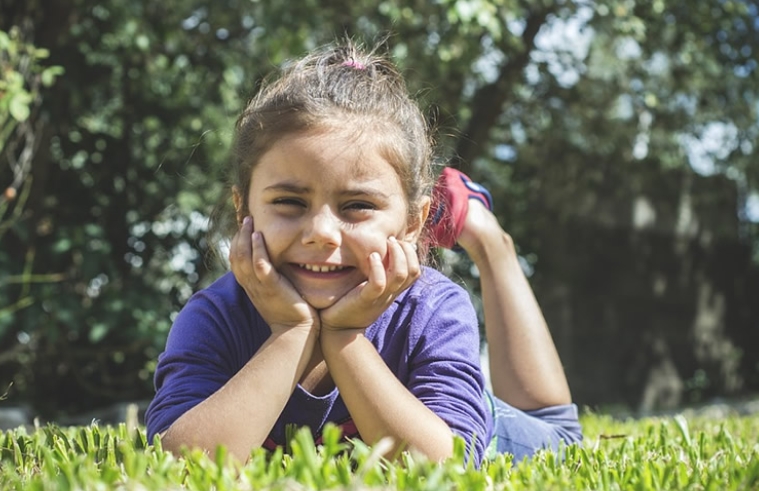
[230,217,319,334]
[319,237,420,331]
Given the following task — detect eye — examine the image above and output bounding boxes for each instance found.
[343,201,376,212]
[272,197,306,207]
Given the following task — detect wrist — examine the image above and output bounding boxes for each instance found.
[269,320,321,339]
[320,327,365,354]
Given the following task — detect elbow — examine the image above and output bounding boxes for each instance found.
[381,439,454,464]
[426,431,456,462]
[404,427,456,463]
[156,427,187,456]
[158,426,195,457]
[368,424,454,463]
[158,424,254,463]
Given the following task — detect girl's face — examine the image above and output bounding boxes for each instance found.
[238,127,428,310]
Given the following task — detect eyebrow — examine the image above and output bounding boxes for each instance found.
[263,181,391,200]
[262,182,310,194]
[339,187,391,200]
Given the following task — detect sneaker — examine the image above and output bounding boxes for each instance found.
[426,167,493,249]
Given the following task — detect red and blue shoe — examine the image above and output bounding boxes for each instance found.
[426,167,493,250]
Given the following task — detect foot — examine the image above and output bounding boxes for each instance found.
[426,168,493,250]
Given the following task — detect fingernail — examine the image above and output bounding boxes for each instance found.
[243,216,251,226]
[389,236,398,243]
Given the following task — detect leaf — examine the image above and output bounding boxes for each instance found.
[8,92,31,122]
[674,414,692,447]
[53,238,72,253]
[33,47,50,59]
[88,323,109,343]
[41,66,65,87]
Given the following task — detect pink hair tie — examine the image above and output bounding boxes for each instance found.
[342,60,366,70]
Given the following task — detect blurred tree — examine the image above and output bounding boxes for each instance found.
[0,0,757,417]
[506,0,759,410]
[0,23,64,393]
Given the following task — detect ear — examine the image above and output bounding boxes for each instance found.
[232,186,244,226]
[402,196,431,243]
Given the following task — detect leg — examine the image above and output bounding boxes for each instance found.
[456,200,572,410]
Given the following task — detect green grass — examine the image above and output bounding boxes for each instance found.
[1,412,758,490]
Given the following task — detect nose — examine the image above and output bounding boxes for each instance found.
[302,206,341,247]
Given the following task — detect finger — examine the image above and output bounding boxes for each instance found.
[386,237,409,289]
[230,216,253,269]
[360,251,387,300]
[251,231,275,281]
[398,240,421,284]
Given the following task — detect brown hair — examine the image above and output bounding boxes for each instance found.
[208,41,436,260]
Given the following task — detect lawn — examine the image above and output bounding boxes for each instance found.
[1,410,758,490]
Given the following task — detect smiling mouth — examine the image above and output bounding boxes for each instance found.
[298,264,349,273]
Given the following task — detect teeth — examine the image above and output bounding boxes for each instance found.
[299,264,345,272]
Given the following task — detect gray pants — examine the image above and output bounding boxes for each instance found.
[484,390,583,461]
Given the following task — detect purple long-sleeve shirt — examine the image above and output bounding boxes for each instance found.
[145,266,493,462]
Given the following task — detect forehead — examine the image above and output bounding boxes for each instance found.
[256,126,402,181]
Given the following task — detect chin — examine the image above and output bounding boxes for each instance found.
[302,294,341,311]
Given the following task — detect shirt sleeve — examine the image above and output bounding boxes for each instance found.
[405,279,491,464]
[144,282,262,442]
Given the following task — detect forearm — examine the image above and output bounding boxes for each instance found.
[474,232,571,408]
[161,327,317,461]
[320,329,454,461]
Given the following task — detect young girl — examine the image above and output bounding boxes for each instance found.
[145,42,581,464]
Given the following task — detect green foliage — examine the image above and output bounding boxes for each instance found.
[1,414,759,490]
[0,26,64,389]
[0,25,62,229]
[0,27,56,125]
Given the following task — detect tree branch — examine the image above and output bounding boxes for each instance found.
[454,8,554,170]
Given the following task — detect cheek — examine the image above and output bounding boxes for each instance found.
[348,226,392,264]
[252,217,292,261]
